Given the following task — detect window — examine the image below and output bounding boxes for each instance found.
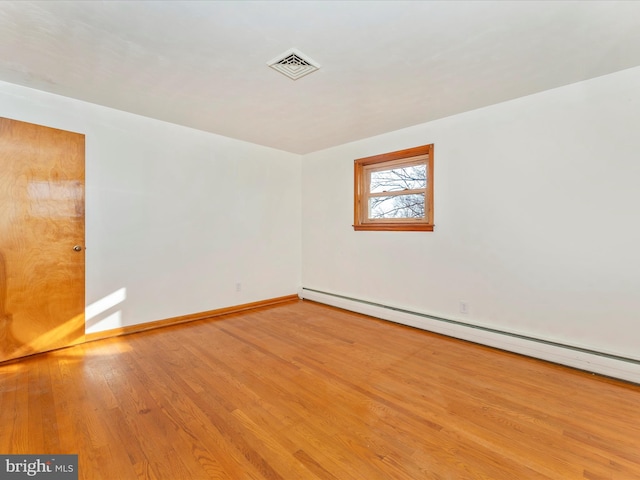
[354,144,433,231]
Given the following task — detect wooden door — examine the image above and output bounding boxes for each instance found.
[0,117,85,362]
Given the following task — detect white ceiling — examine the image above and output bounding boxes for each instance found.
[1,1,640,154]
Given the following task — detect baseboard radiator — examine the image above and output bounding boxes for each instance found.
[300,288,640,385]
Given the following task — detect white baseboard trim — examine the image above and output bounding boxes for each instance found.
[300,288,640,385]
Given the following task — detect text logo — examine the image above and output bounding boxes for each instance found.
[0,455,77,479]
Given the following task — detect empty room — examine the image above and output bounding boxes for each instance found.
[1,1,639,479]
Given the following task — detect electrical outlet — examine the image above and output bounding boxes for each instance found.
[460,301,469,314]
[235,282,242,293]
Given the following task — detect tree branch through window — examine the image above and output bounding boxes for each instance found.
[354,145,433,232]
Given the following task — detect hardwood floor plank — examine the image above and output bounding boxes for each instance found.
[1,300,640,479]
[4,361,30,453]
[129,339,266,479]
[0,366,23,453]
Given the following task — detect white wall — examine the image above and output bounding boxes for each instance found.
[0,81,301,333]
[301,66,640,362]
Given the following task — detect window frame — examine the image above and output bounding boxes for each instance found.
[353,144,434,232]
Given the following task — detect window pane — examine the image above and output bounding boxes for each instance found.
[369,194,425,219]
[370,164,426,193]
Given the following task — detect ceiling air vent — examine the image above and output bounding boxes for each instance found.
[267,48,320,80]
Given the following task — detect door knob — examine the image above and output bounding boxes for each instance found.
[73,245,83,252]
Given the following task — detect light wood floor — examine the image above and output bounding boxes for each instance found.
[1,300,639,479]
